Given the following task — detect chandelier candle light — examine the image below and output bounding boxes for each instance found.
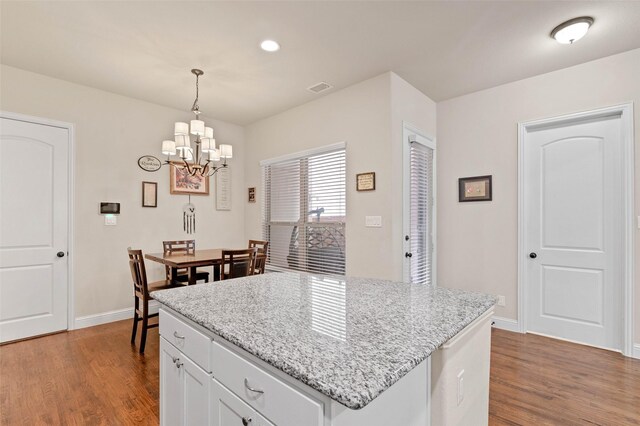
[160,69,232,177]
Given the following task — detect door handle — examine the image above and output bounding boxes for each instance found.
[405,252,412,258]
[242,417,252,426]
[529,252,537,259]
[57,251,65,258]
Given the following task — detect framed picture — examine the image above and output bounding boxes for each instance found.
[169,162,210,195]
[459,175,492,202]
[356,172,376,191]
[248,187,256,203]
[142,182,157,207]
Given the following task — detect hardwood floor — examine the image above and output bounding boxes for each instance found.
[490,329,640,425]
[0,320,159,425]
[1,324,639,425]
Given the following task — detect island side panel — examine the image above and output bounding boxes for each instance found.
[430,308,494,426]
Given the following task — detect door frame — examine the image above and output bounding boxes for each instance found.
[402,121,437,284]
[0,110,76,331]
[517,103,635,357]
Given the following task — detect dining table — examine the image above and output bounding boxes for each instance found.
[145,248,225,285]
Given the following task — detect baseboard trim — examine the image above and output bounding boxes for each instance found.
[74,301,160,330]
[633,344,640,359]
[492,315,521,333]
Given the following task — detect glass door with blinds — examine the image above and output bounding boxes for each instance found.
[403,129,436,285]
[262,145,346,275]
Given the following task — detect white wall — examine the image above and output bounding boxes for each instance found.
[245,72,436,281]
[436,48,640,344]
[0,64,246,320]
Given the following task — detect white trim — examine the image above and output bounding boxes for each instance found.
[0,110,76,332]
[633,344,640,360]
[75,301,160,329]
[492,316,521,333]
[517,103,635,357]
[402,121,436,284]
[259,141,346,166]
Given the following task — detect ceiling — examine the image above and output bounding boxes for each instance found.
[2,1,639,125]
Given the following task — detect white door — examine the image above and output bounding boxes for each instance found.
[524,115,624,350]
[403,128,436,285]
[0,115,70,343]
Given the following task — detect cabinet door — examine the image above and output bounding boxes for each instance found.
[211,379,274,426]
[182,353,211,426]
[160,338,183,426]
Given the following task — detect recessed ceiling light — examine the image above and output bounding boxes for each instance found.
[550,16,594,44]
[260,40,280,52]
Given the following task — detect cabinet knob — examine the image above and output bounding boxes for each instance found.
[405,252,412,258]
[57,251,65,258]
[242,417,252,426]
[529,252,537,259]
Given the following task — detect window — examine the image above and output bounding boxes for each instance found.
[262,146,346,275]
[408,139,434,285]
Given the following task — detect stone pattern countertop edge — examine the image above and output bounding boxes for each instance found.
[152,274,496,410]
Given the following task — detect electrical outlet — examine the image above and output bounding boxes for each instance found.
[457,370,464,406]
[497,295,506,307]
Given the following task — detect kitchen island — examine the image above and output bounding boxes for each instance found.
[152,272,496,426]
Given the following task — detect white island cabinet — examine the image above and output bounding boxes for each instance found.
[154,272,496,426]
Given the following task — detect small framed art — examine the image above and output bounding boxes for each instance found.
[356,172,375,191]
[142,181,157,207]
[248,187,256,203]
[459,175,492,202]
[169,162,210,195]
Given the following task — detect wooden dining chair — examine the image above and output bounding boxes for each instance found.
[248,239,269,275]
[220,248,258,280]
[162,240,210,284]
[128,248,183,354]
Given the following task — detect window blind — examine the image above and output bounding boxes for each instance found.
[262,148,346,275]
[409,141,434,285]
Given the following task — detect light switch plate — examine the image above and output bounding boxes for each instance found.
[105,215,117,226]
[365,216,382,227]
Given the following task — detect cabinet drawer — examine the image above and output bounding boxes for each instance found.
[211,379,274,426]
[160,309,211,372]
[211,341,323,426]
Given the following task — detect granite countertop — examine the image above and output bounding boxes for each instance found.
[152,272,496,410]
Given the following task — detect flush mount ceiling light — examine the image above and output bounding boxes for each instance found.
[551,16,594,44]
[260,39,280,52]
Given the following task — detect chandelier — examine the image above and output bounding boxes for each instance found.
[160,69,232,177]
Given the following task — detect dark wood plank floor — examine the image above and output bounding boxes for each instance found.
[1,323,639,425]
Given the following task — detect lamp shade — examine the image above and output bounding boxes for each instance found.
[220,144,233,159]
[162,140,176,156]
[204,127,214,139]
[174,122,189,136]
[175,134,191,151]
[209,149,221,162]
[190,120,205,136]
[183,147,194,161]
[201,138,216,153]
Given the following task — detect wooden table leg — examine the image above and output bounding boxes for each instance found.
[213,265,220,281]
[170,267,178,285]
[189,267,197,285]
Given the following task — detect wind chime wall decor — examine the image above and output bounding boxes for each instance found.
[183,195,196,234]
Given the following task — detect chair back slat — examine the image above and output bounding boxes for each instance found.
[162,240,196,279]
[248,240,269,274]
[221,248,258,280]
[128,247,149,298]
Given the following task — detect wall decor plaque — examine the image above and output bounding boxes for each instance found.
[248,187,256,203]
[138,155,162,172]
[216,167,231,210]
[356,172,376,191]
[142,181,157,207]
